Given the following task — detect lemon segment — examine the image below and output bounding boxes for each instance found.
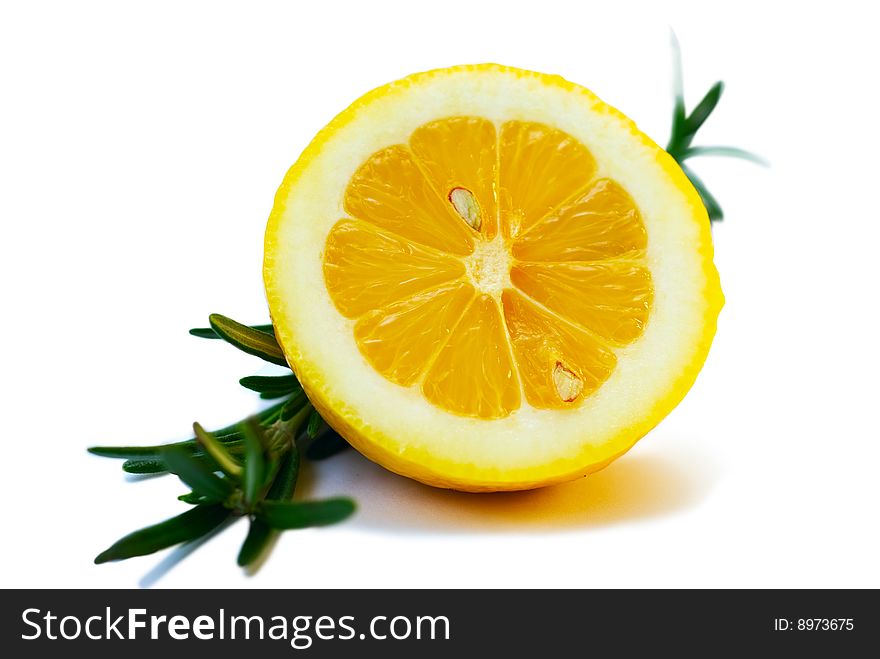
[322,220,466,317]
[511,178,647,262]
[498,120,597,238]
[509,260,653,345]
[410,117,498,238]
[353,282,475,387]
[421,293,521,419]
[344,145,475,256]
[502,289,617,408]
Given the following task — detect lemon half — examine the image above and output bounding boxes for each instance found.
[264,64,723,491]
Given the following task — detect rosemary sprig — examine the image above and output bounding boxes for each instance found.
[90,313,353,571]
[666,32,766,221]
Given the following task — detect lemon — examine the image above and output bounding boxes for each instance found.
[264,64,723,491]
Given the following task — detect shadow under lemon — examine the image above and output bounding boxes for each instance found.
[138,439,716,586]
[299,441,718,534]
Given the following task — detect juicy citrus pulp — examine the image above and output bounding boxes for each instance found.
[264,64,723,491]
[325,118,652,420]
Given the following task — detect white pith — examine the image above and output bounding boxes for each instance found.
[265,66,719,483]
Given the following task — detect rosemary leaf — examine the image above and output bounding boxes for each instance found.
[92,441,242,461]
[667,29,688,153]
[306,431,351,461]
[189,327,221,339]
[122,459,168,474]
[306,408,325,439]
[239,374,299,395]
[680,146,769,166]
[237,519,273,568]
[266,445,300,500]
[681,165,724,221]
[281,390,308,421]
[193,422,242,478]
[90,445,176,460]
[88,434,237,461]
[208,314,288,367]
[190,323,274,339]
[178,492,209,505]
[257,498,355,530]
[237,447,300,567]
[161,446,234,502]
[260,390,292,400]
[684,81,724,141]
[94,504,231,563]
[240,419,268,505]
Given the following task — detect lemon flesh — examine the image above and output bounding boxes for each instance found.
[264,64,723,491]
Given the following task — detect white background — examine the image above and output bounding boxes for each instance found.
[2,0,878,588]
